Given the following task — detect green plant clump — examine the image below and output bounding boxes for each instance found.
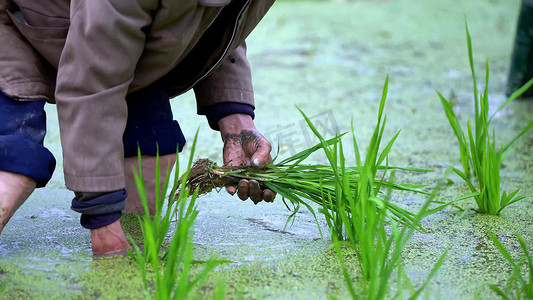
[179,77,454,298]
[316,76,446,299]
[128,130,219,300]
[437,21,533,214]
[488,231,533,299]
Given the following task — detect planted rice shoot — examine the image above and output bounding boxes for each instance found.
[488,231,533,299]
[332,180,448,299]
[183,155,428,231]
[437,21,533,214]
[128,129,219,300]
[311,75,421,245]
[320,76,446,299]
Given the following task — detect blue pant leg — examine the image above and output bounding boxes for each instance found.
[123,81,186,157]
[68,82,185,230]
[0,92,56,187]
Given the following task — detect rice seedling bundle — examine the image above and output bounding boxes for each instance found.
[179,133,430,234]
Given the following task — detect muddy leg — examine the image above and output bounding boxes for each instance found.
[124,154,176,215]
[90,220,132,255]
[0,171,37,234]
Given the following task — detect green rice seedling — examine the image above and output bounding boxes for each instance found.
[180,100,431,234]
[128,129,220,300]
[437,21,533,214]
[488,231,533,299]
[318,76,447,299]
[306,75,414,245]
[331,175,449,300]
[212,279,227,300]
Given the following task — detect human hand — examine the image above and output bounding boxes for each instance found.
[219,114,276,204]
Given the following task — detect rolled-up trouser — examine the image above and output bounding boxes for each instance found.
[72,81,186,229]
[0,92,56,187]
[0,80,185,229]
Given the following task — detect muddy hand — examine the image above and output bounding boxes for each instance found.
[236,179,275,204]
[219,114,276,204]
[223,129,276,204]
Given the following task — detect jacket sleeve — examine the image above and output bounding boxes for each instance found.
[193,42,255,117]
[55,0,156,192]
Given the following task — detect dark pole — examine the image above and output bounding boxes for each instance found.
[507,0,533,98]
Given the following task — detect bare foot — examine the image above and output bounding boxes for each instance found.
[0,171,36,234]
[124,154,176,215]
[90,220,132,255]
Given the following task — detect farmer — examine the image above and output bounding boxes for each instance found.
[0,0,276,255]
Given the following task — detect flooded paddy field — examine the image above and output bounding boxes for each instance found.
[1,0,532,298]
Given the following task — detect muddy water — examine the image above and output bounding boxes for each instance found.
[1,0,532,298]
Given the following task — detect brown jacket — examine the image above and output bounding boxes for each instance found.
[0,0,274,192]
